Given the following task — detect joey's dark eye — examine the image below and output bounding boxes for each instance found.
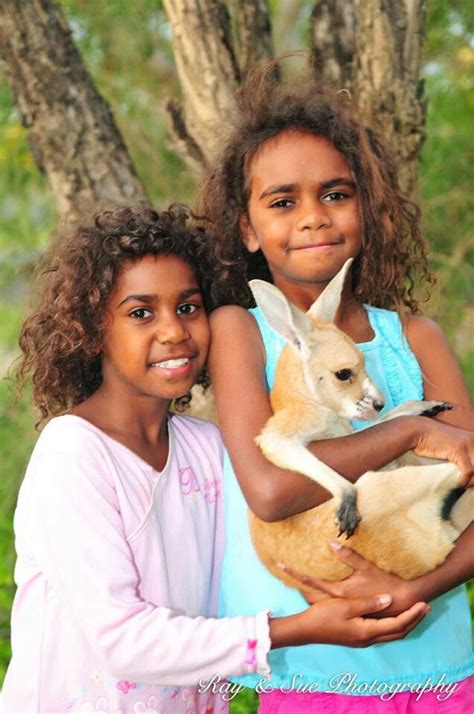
[335,369,352,381]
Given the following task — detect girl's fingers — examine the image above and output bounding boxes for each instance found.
[329,541,371,570]
[344,593,393,618]
[364,602,429,643]
[456,452,473,483]
[278,563,327,591]
[299,588,329,605]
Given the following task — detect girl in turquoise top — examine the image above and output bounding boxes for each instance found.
[202,63,474,712]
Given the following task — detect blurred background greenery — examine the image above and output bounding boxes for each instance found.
[0,1,472,710]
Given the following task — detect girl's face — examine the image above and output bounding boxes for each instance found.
[241,129,361,303]
[100,254,210,404]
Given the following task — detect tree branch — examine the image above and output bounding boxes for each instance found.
[231,0,273,77]
[352,0,426,193]
[162,0,241,170]
[310,0,355,91]
[310,0,426,193]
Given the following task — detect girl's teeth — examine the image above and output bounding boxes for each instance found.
[154,357,190,368]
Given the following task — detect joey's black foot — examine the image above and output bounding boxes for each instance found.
[420,401,454,418]
[336,491,361,538]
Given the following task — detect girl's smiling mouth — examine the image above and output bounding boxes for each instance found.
[148,354,197,377]
[293,239,345,251]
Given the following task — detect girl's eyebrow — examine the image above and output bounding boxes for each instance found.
[259,184,294,200]
[322,177,356,190]
[259,177,356,200]
[118,287,201,307]
[179,287,202,300]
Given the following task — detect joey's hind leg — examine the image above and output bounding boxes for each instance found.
[336,490,361,538]
[256,430,361,536]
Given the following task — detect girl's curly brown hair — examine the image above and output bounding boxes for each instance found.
[17,203,215,425]
[199,60,434,312]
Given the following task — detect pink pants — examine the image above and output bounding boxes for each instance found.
[258,676,473,713]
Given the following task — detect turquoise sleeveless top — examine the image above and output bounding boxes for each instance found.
[219,305,473,692]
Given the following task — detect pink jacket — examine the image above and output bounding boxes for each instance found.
[2,415,270,713]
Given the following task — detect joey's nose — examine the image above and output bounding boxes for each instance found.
[374,401,384,412]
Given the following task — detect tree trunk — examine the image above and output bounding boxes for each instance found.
[231,0,273,77]
[162,0,273,171]
[0,1,426,210]
[311,0,426,194]
[311,0,355,91]
[0,0,147,216]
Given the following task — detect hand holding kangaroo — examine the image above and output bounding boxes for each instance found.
[249,259,473,594]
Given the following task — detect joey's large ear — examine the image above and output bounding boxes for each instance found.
[249,279,311,355]
[307,258,353,324]
[239,213,259,253]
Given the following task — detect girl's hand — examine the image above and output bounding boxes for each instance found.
[413,417,474,486]
[280,543,418,617]
[270,593,429,649]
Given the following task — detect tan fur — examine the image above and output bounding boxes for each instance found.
[249,464,468,591]
[249,262,473,594]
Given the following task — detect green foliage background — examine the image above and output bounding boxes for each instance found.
[0,2,472,710]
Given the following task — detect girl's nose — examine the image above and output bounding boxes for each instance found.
[296,198,331,232]
[156,316,189,344]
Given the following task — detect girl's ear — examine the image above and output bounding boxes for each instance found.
[239,213,260,253]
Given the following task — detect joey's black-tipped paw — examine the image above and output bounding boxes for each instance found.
[420,401,454,418]
[336,491,361,538]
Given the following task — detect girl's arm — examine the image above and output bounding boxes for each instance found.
[209,306,474,522]
[282,526,473,617]
[29,437,428,684]
[405,314,474,428]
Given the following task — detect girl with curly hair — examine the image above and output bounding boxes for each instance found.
[204,63,474,712]
[3,203,426,714]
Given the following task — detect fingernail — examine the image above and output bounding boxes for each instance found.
[330,541,343,550]
[378,594,391,606]
[276,562,286,571]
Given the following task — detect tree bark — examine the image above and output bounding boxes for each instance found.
[311,0,426,194]
[163,0,273,171]
[231,0,273,77]
[0,0,147,216]
[311,0,355,91]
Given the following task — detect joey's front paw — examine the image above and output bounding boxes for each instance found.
[335,491,361,538]
[419,401,454,418]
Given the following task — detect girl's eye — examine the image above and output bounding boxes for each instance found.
[270,198,294,209]
[323,191,348,202]
[130,307,152,320]
[177,303,200,316]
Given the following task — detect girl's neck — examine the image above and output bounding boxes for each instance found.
[71,384,171,471]
[274,280,373,343]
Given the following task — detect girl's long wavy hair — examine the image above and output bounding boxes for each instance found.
[17,203,214,425]
[199,60,434,311]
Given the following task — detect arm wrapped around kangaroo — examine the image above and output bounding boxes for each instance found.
[248,259,473,594]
